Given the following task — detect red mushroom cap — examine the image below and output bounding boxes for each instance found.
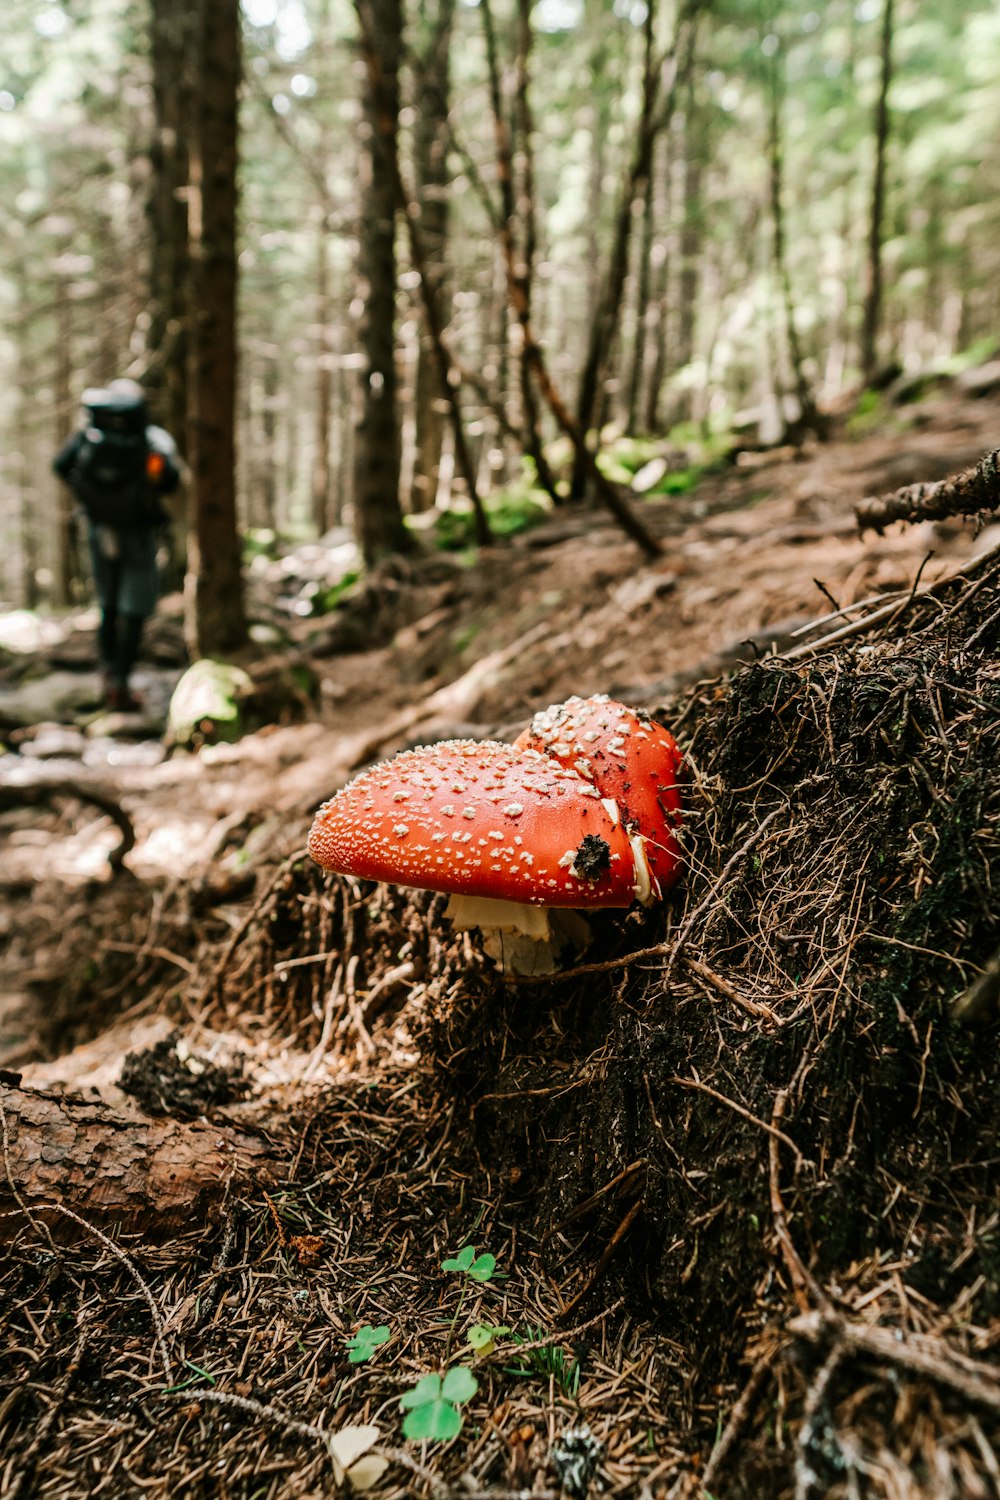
[307,738,642,908]
[514,694,683,900]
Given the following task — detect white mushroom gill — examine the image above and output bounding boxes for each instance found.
[444,894,591,976]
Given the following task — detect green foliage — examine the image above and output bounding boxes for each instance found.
[595,429,733,500]
[344,1324,390,1364]
[162,1360,217,1394]
[399,1367,479,1442]
[943,335,999,374]
[309,570,361,615]
[243,528,280,561]
[416,483,551,553]
[441,1246,496,1282]
[505,1328,581,1397]
[466,1323,511,1355]
[846,388,889,436]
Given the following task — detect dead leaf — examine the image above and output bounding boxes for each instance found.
[328,1424,388,1493]
[290,1233,326,1268]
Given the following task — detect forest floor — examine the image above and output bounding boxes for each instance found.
[1,385,999,1500]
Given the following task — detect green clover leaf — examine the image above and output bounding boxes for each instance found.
[344,1324,390,1364]
[441,1246,496,1283]
[400,1367,479,1442]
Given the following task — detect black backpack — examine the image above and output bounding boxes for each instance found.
[70,388,170,527]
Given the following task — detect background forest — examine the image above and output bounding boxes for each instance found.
[2,0,999,635]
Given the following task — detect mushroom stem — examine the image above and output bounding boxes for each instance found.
[443,894,591,976]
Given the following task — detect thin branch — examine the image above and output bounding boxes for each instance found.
[790,1308,1000,1413]
[856,447,1000,533]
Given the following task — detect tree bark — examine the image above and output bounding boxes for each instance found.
[479,0,558,505]
[52,277,82,607]
[0,1083,277,1240]
[860,0,895,384]
[185,0,248,657]
[352,0,413,567]
[15,311,39,610]
[569,0,698,496]
[624,132,659,435]
[511,0,560,504]
[356,0,491,547]
[767,40,824,441]
[311,214,335,536]
[675,80,704,406]
[409,0,455,514]
[146,0,191,458]
[644,127,674,433]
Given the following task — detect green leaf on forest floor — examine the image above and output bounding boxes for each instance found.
[344,1324,390,1364]
[395,1374,479,1440]
[441,1246,496,1282]
[399,1367,479,1442]
[466,1323,511,1355]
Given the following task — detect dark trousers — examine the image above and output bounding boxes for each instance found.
[97,603,145,686]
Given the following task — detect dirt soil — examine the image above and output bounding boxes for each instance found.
[1,390,999,1499]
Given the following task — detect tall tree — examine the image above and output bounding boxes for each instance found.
[353,0,414,567]
[766,29,823,440]
[481,0,662,558]
[146,0,192,458]
[569,0,697,499]
[409,0,455,513]
[184,0,248,656]
[480,0,558,504]
[860,0,895,384]
[311,209,336,535]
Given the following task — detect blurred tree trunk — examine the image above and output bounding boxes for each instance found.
[624,133,659,435]
[353,0,413,567]
[569,0,695,498]
[52,275,82,607]
[767,38,823,441]
[311,211,335,535]
[148,0,193,595]
[482,0,559,504]
[16,318,40,611]
[184,0,248,657]
[512,0,559,503]
[146,0,191,456]
[860,0,895,384]
[644,128,674,433]
[481,0,661,557]
[409,0,454,513]
[675,83,704,418]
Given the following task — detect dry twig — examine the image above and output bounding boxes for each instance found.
[856,447,1000,533]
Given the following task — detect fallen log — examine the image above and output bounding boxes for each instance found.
[0,1082,279,1240]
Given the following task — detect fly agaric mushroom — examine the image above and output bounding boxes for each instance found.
[307,738,647,973]
[514,694,683,904]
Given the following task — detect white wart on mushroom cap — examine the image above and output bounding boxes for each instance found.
[514,693,683,903]
[307,738,642,909]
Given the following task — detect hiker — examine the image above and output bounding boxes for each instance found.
[54,378,180,711]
